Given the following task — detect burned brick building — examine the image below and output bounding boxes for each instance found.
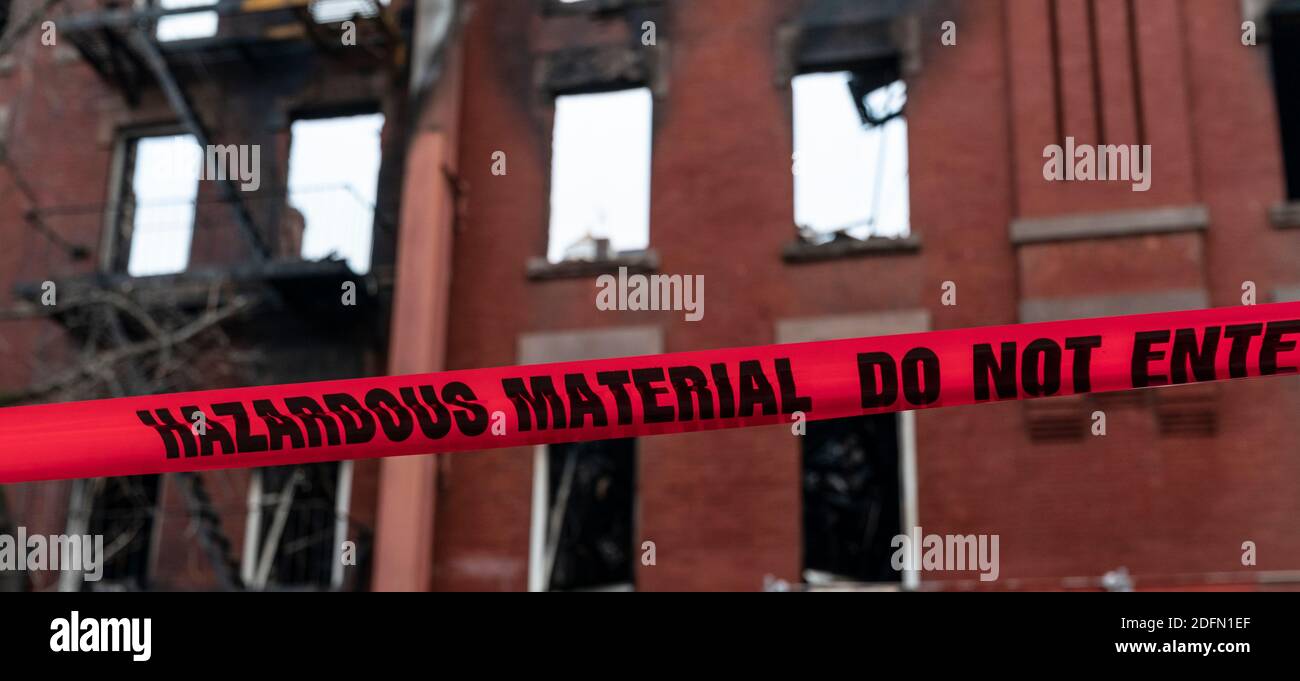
[0,0,434,590]
[2,0,1299,593]
[380,0,1300,592]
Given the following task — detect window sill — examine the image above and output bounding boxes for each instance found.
[1009,205,1209,244]
[526,249,659,281]
[1268,201,1300,229]
[782,233,920,263]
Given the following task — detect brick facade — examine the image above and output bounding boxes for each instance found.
[412,0,1300,590]
[0,0,1297,592]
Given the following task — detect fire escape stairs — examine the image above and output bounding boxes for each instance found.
[176,471,246,591]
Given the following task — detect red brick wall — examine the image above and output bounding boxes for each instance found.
[430,0,1300,590]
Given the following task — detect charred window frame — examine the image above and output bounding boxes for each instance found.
[67,475,163,591]
[779,0,922,259]
[1268,2,1300,202]
[544,85,653,266]
[802,414,906,585]
[286,105,387,274]
[103,125,201,276]
[532,438,637,591]
[791,59,910,240]
[242,462,355,590]
[529,43,662,277]
[778,0,920,82]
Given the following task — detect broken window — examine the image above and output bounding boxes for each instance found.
[547,87,653,263]
[243,463,352,590]
[537,438,636,591]
[79,475,162,590]
[155,0,219,42]
[802,414,902,583]
[287,112,385,274]
[1270,5,1300,200]
[120,133,202,277]
[792,70,909,241]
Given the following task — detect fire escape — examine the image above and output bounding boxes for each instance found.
[0,0,402,591]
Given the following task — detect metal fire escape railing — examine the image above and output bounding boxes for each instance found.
[38,472,375,592]
[46,0,402,262]
[1,0,407,274]
[0,0,399,594]
[126,26,270,260]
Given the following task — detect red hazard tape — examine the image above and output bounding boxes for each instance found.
[1,303,1298,483]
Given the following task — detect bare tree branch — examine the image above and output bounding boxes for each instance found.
[0,296,256,406]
